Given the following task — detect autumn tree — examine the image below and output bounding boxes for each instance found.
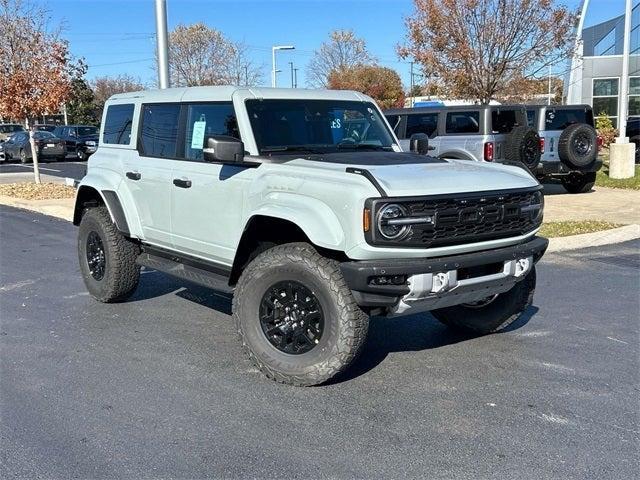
[92,74,144,117]
[167,23,263,87]
[328,65,405,109]
[307,30,375,88]
[500,75,564,104]
[398,0,576,104]
[0,0,81,182]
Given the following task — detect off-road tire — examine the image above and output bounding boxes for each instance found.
[558,123,598,168]
[561,172,596,194]
[431,267,536,334]
[505,126,541,170]
[233,243,369,386]
[78,206,140,302]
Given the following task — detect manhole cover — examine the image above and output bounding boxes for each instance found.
[590,255,640,269]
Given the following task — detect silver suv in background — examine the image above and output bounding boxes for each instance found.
[385,105,541,170]
[526,105,601,193]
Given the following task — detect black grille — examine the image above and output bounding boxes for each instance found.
[367,188,542,248]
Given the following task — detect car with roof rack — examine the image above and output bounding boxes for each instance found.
[73,86,547,386]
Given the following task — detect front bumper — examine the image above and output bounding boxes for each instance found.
[535,159,602,177]
[340,236,548,316]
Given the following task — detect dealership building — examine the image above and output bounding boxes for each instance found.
[566,1,640,128]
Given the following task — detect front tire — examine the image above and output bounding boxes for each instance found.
[431,267,536,334]
[561,172,596,194]
[78,206,140,302]
[233,243,369,386]
[77,149,88,161]
[19,149,29,164]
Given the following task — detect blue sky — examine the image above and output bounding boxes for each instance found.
[45,0,629,88]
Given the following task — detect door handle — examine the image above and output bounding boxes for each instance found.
[173,178,192,188]
[126,171,141,180]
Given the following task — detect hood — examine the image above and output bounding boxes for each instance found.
[283,152,539,197]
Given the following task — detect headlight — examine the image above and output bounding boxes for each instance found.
[377,203,411,240]
[85,140,96,146]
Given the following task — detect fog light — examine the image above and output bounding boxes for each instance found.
[431,272,449,293]
[514,258,531,277]
[369,275,407,286]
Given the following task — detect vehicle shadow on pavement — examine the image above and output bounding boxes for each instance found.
[330,305,538,384]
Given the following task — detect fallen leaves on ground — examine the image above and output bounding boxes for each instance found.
[540,221,623,238]
[0,182,76,200]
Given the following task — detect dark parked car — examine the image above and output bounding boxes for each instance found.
[52,124,98,161]
[0,123,25,143]
[0,130,66,163]
[627,117,640,163]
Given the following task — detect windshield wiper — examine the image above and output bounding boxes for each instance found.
[336,144,393,151]
[261,145,325,154]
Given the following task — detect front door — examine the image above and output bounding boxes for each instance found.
[169,102,248,266]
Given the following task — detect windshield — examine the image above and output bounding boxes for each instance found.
[245,99,396,154]
[34,131,55,139]
[78,126,98,136]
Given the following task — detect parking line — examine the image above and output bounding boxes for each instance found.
[6,164,62,173]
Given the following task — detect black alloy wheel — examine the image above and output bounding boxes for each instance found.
[85,231,106,280]
[572,132,593,158]
[259,280,324,355]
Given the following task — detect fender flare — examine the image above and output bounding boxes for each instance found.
[247,193,346,250]
[438,149,476,161]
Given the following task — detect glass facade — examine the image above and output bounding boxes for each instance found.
[593,78,619,128]
[594,29,616,56]
[630,77,640,117]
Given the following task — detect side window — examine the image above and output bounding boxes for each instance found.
[103,104,134,145]
[491,110,520,134]
[445,111,480,134]
[406,113,438,138]
[526,110,536,128]
[140,103,181,158]
[184,103,238,161]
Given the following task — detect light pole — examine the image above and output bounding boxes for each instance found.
[272,45,295,87]
[155,0,170,89]
[289,62,295,88]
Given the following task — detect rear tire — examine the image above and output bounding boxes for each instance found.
[233,243,369,386]
[78,206,140,303]
[558,123,598,169]
[505,126,541,170]
[561,172,596,194]
[431,267,536,334]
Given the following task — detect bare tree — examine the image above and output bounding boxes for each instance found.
[92,74,145,116]
[0,0,81,183]
[398,0,577,104]
[307,29,375,88]
[167,23,262,87]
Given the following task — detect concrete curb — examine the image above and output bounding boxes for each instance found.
[1,195,638,252]
[546,224,640,253]
[0,195,74,222]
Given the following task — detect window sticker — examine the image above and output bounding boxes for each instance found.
[191,118,207,149]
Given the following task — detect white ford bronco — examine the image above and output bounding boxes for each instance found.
[75,86,548,386]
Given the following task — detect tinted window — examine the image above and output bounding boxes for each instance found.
[491,109,520,134]
[140,104,181,158]
[385,114,403,135]
[0,125,25,133]
[526,109,536,128]
[445,111,480,134]
[406,113,438,138]
[245,99,395,154]
[184,103,238,160]
[78,126,97,136]
[34,131,55,139]
[103,104,134,145]
[544,109,593,130]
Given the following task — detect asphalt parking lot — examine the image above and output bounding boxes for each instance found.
[1,205,638,479]
[0,160,86,183]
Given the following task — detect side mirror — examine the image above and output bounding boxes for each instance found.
[203,135,244,163]
[409,133,429,155]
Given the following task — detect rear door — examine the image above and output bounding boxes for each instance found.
[541,107,593,162]
[439,110,481,160]
[490,108,523,161]
[170,102,249,265]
